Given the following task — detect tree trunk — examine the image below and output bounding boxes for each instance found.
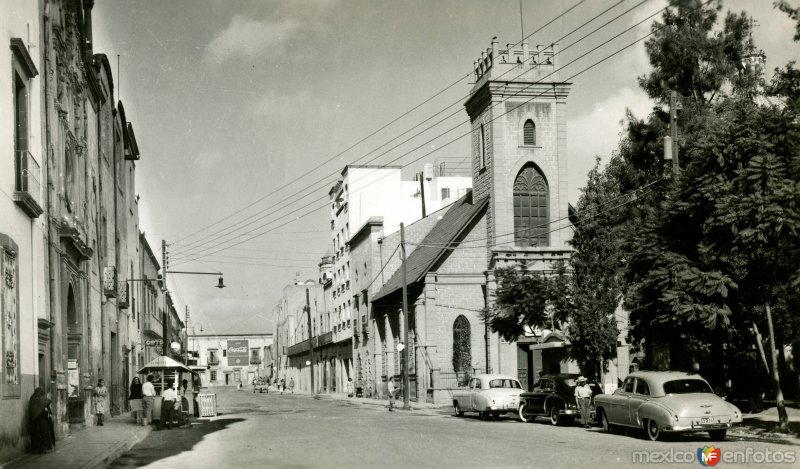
[765,303,789,432]
[752,323,770,373]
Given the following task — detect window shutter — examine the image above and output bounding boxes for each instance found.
[524,120,536,145]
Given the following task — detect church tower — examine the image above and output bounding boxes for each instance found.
[464,38,572,272]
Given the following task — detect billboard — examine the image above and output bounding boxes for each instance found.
[227,339,249,366]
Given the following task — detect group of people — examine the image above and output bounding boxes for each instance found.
[276,377,295,394]
[128,375,186,430]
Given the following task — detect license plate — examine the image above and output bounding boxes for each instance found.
[700,417,711,424]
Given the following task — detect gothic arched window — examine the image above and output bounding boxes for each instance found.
[513,164,549,247]
[453,315,472,385]
[523,119,536,145]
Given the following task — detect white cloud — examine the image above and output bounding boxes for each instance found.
[567,87,653,203]
[204,16,299,63]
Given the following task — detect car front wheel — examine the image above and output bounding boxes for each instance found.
[645,419,662,441]
[453,402,464,417]
[549,406,562,426]
[708,429,727,441]
[518,403,534,423]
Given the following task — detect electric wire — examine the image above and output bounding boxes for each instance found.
[169,0,630,257]
[170,1,658,264]
[170,0,591,251]
[171,0,629,258]
[170,2,679,267]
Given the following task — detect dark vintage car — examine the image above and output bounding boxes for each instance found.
[518,373,603,425]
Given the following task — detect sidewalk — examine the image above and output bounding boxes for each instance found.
[314,391,447,413]
[4,416,151,469]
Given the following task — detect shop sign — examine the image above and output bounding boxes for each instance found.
[227,339,249,366]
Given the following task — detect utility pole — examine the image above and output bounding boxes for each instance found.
[667,90,680,179]
[306,288,315,395]
[161,240,168,357]
[400,223,410,410]
[185,305,190,365]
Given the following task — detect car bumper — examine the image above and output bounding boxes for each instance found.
[490,402,519,411]
[664,421,736,432]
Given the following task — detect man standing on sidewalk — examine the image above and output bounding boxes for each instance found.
[574,376,593,428]
[159,384,178,430]
[142,375,156,427]
[387,377,396,412]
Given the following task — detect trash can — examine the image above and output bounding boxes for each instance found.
[197,393,217,417]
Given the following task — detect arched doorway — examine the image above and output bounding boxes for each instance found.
[66,284,84,423]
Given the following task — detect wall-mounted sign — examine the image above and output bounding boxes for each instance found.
[227,339,249,366]
[145,339,163,347]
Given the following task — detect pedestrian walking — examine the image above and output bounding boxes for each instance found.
[574,376,593,428]
[142,375,156,427]
[347,378,354,398]
[159,383,178,430]
[94,379,108,426]
[280,377,285,395]
[28,387,55,453]
[129,377,144,425]
[288,378,295,394]
[387,377,396,411]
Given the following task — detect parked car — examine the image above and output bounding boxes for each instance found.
[593,371,742,441]
[452,374,523,420]
[518,374,603,425]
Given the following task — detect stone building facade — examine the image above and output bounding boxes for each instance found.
[189,333,273,387]
[0,0,46,460]
[0,1,153,461]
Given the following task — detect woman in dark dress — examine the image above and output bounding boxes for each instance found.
[129,377,144,425]
[28,387,55,453]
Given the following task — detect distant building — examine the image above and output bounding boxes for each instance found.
[273,280,323,393]
[190,333,273,387]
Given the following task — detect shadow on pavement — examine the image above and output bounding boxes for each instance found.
[109,418,245,468]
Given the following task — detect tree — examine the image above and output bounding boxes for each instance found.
[566,158,629,379]
[627,64,800,431]
[639,0,753,105]
[486,261,571,343]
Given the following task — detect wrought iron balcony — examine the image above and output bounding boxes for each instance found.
[13,150,43,218]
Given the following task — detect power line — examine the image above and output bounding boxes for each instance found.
[171,4,675,267]
[416,177,666,247]
[170,0,591,251]
[170,1,655,263]
[169,0,620,257]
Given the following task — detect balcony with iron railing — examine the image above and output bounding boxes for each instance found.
[13,150,43,217]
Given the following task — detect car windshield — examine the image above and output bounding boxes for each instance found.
[489,379,522,389]
[663,379,714,394]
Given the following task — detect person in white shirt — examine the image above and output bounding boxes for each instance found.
[142,375,156,427]
[159,383,178,430]
[574,376,593,428]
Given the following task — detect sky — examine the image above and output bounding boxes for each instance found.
[89,0,799,337]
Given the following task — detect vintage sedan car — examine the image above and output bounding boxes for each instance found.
[452,374,523,420]
[518,373,603,425]
[594,371,742,441]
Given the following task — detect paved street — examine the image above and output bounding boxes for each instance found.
[108,386,798,469]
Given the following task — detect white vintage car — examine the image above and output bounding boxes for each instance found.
[452,374,523,420]
[593,371,742,441]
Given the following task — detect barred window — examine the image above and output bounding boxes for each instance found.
[523,119,536,145]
